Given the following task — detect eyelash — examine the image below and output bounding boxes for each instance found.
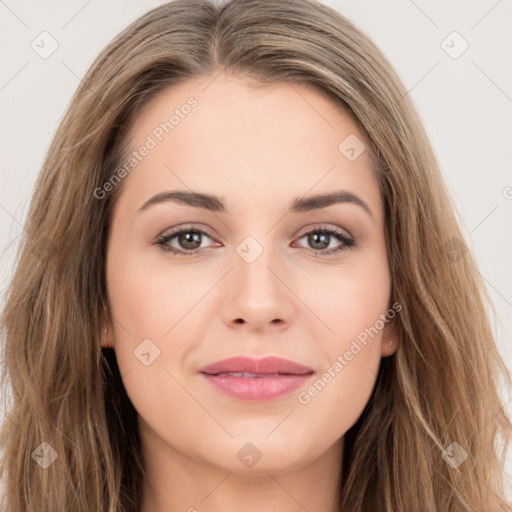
[154,224,355,257]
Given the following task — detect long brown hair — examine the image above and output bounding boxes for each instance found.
[1,0,510,510]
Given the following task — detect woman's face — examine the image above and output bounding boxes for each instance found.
[105,72,397,475]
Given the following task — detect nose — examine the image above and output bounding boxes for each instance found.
[220,245,295,333]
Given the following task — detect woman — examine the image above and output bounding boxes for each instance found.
[1,0,510,510]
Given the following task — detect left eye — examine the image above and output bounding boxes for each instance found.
[294,228,355,254]
[154,225,355,256]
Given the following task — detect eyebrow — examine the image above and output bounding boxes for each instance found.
[136,189,373,218]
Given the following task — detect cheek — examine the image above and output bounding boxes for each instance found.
[105,249,198,430]
[303,256,391,345]
[106,246,203,340]
[295,346,378,445]
[294,270,389,431]
[105,242,225,406]
[297,258,390,407]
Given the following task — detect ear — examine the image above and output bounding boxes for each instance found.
[380,317,398,357]
[100,316,115,348]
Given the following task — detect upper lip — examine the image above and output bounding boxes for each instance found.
[199,356,314,376]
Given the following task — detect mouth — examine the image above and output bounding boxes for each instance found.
[199,356,314,401]
[207,371,303,378]
[199,355,314,376]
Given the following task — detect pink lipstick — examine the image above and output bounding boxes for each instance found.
[199,356,314,402]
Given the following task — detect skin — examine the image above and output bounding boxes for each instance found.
[104,71,398,512]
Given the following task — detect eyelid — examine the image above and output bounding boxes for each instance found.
[157,222,353,242]
[156,223,217,241]
[295,222,353,240]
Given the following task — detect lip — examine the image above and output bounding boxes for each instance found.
[199,356,314,402]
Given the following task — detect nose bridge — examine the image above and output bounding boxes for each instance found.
[230,205,280,266]
[221,230,295,328]
[234,232,282,294]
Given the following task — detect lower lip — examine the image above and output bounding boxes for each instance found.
[200,373,314,401]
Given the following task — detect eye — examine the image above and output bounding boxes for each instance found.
[294,225,355,256]
[154,225,219,256]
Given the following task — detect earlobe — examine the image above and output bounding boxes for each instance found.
[101,321,114,348]
[381,322,398,357]
[382,338,398,357]
[100,305,115,348]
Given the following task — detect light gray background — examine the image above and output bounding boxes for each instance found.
[1,0,511,500]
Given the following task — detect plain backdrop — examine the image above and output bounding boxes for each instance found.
[1,0,511,501]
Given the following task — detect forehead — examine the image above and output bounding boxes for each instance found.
[115,72,381,217]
